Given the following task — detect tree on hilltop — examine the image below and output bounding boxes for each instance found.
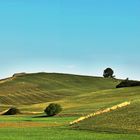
[103,68,114,78]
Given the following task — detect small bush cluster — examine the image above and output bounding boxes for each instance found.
[116,80,140,88]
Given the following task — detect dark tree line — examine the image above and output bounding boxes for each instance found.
[103,67,140,88]
[116,79,140,88]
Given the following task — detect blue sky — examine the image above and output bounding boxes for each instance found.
[0,0,140,80]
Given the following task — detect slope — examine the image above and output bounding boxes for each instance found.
[72,100,140,134]
[0,72,119,110]
[19,86,140,115]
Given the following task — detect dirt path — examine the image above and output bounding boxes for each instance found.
[70,101,130,125]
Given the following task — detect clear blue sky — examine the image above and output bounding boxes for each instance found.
[0,0,140,80]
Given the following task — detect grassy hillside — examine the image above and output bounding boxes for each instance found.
[72,100,140,134]
[0,73,140,115]
[0,72,119,111]
[0,72,140,136]
[19,86,140,114]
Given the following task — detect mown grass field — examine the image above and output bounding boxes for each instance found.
[0,115,140,140]
[0,73,140,139]
[0,73,119,106]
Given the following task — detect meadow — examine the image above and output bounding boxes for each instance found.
[0,115,140,140]
[0,73,140,139]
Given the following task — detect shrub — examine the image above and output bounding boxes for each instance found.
[3,107,20,115]
[44,103,62,116]
[116,79,140,88]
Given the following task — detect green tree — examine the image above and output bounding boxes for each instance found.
[103,68,114,78]
[44,103,62,116]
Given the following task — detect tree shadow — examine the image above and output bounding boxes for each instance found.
[32,115,48,118]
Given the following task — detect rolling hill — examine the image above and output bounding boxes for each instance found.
[0,72,119,112]
[0,72,140,134]
[72,100,140,134]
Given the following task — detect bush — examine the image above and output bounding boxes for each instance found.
[116,79,140,88]
[44,103,62,116]
[3,107,20,115]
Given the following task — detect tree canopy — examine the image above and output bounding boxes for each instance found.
[103,68,114,78]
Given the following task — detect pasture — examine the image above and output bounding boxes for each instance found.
[0,73,140,139]
[0,115,140,140]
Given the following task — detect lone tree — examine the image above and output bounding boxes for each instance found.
[103,68,114,78]
[44,103,62,117]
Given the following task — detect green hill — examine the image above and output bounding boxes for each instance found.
[0,72,119,112]
[0,72,140,134]
[72,100,140,134]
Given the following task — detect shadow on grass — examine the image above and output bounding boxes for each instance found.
[32,115,48,118]
[32,114,60,118]
[32,115,49,118]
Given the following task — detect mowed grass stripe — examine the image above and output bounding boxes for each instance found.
[0,73,119,106]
